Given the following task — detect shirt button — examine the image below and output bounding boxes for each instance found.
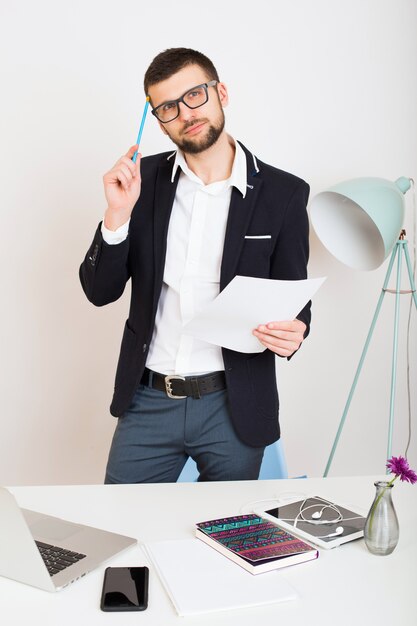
[142,343,147,353]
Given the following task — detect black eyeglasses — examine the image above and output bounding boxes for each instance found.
[151,80,218,123]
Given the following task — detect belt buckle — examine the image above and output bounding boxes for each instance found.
[164,375,187,399]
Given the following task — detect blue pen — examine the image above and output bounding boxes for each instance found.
[132,96,150,163]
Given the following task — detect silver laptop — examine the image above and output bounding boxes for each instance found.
[0,487,137,592]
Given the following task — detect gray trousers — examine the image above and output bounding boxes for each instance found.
[105,374,265,483]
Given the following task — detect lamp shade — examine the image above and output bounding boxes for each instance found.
[310,177,410,270]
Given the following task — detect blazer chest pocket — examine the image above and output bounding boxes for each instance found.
[238,235,272,277]
[244,235,271,240]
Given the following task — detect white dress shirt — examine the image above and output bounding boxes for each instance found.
[102,138,247,376]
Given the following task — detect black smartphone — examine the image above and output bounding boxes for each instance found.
[100,566,149,612]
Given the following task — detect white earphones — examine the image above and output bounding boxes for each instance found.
[278,497,363,541]
[297,501,343,526]
[317,526,344,539]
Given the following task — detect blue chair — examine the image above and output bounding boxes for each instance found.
[177,440,288,482]
[258,440,288,479]
[177,456,200,482]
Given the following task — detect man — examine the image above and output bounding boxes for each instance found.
[80,47,310,483]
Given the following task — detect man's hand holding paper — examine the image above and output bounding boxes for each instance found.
[183,276,325,354]
[253,319,307,357]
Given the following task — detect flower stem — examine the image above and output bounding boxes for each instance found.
[368,475,398,533]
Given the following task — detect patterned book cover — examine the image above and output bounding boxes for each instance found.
[196,514,314,563]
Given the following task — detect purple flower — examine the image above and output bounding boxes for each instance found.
[386,456,417,484]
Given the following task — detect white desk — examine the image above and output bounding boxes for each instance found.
[1,477,416,625]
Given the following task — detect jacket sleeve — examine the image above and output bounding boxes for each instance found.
[270,180,311,344]
[79,222,130,306]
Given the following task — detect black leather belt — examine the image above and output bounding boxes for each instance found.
[141,368,226,399]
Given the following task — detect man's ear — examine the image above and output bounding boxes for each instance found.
[217,82,229,108]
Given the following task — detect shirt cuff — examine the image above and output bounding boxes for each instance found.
[101,219,130,245]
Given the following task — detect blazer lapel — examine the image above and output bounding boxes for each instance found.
[220,175,263,291]
[153,156,180,311]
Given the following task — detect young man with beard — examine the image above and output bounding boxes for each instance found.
[80,47,310,483]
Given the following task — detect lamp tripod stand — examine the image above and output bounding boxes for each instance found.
[324,230,417,476]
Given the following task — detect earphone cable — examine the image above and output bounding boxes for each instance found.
[237,492,307,515]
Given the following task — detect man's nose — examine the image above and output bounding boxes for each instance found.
[177,101,196,122]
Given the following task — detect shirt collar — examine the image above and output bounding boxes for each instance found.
[169,137,248,198]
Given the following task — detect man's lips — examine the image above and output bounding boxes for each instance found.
[184,121,206,135]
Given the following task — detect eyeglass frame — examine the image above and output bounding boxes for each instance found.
[150,80,218,123]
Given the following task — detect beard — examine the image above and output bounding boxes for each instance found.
[166,109,225,155]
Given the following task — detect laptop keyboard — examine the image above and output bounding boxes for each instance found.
[36,541,86,577]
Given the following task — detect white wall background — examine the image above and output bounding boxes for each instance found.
[1,0,416,485]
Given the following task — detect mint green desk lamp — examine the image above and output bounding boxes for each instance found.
[310,177,417,475]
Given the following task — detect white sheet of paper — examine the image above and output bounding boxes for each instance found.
[183,276,326,353]
[144,538,297,616]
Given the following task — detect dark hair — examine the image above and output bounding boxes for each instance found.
[144,47,220,95]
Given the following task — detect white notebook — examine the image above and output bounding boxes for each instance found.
[144,538,298,616]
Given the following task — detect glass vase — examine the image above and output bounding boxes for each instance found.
[364,480,399,555]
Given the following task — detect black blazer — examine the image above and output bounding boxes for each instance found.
[80,142,310,447]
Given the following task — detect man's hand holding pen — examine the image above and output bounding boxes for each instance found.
[103,144,142,231]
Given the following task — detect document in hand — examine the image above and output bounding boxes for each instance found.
[196,514,318,574]
[183,275,326,353]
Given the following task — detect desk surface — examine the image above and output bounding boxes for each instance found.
[1,477,416,625]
